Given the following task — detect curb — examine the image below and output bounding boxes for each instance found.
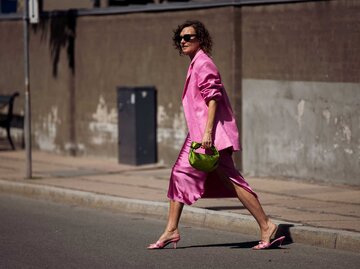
[0,179,359,253]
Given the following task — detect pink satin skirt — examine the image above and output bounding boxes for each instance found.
[167,134,257,205]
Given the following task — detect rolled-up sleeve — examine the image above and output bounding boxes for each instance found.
[197,62,223,104]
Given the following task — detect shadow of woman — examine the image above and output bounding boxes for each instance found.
[176,223,295,250]
[178,240,258,249]
[177,241,289,250]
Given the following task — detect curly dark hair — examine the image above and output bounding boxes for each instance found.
[173,20,213,56]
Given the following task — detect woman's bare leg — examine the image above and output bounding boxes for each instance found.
[216,168,277,243]
[157,200,184,241]
[232,183,276,242]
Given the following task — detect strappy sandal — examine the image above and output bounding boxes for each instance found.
[253,236,286,250]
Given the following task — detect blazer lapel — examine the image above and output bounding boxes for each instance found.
[182,65,193,99]
[181,50,204,99]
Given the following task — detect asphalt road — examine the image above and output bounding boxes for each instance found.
[0,193,359,269]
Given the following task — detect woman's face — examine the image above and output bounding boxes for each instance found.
[179,26,200,59]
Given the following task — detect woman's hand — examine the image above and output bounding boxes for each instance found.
[201,131,213,149]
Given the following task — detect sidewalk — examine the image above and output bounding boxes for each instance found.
[0,150,359,252]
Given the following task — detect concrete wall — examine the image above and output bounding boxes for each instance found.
[0,6,237,164]
[240,1,360,185]
[0,0,359,185]
[0,19,25,145]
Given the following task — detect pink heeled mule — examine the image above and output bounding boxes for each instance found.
[253,236,286,250]
[147,235,181,249]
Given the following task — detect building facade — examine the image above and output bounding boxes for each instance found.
[0,0,359,185]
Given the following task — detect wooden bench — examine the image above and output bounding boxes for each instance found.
[0,92,20,150]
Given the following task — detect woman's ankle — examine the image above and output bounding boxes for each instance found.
[259,218,271,231]
[158,229,179,241]
[165,228,179,234]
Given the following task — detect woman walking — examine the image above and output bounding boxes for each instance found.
[148,20,284,250]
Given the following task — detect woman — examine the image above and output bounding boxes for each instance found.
[148,20,285,250]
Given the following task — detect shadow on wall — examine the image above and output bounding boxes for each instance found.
[31,4,78,155]
[32,7,77,77]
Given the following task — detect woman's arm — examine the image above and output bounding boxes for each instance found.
[201,99,217,149]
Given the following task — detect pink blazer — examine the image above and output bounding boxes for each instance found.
[182,50,241,151]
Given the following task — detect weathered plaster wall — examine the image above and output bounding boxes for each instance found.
[241,1,360,184]
[0,7,236,164]
[73,8,236,163]
[0,19,25,144]
[242,79,360,185]
[0,0,359,185]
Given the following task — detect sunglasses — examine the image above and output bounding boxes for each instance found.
[176,34,197,42]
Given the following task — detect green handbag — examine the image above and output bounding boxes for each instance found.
[189,142,219,172]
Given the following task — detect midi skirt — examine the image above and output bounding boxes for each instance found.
[167,134,257,205]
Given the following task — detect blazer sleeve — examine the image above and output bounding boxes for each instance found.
[196,61,223,104]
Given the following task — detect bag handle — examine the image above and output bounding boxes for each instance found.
[190,142,219,157]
